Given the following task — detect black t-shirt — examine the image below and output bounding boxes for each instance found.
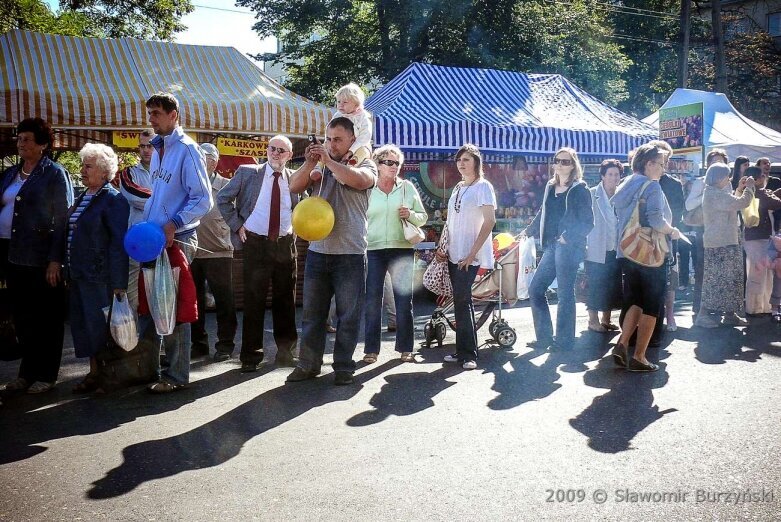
[542,186,568,247]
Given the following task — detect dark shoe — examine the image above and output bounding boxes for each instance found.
[148,380,186,393]
[213,352,231,362]
[240,362,262,373]
[334,371,354,385]
[627,358,659,372]
[611,343,628,367]
[274,354,298,368]
[286,366,320,382]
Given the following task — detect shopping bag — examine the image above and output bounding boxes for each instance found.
[516,236,537,300]
[148,249,178,336]
[109,293,137,351]
[741,195,760,228]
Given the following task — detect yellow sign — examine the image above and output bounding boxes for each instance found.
[216,136,268,157]
[112,130,199,149]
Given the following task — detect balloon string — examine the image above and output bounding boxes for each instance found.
[173,239,214,254]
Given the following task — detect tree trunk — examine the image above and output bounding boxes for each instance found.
[712,0,728,94]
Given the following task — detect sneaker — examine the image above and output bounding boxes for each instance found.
[462,360,477,370]
[213,352,232,362]
[286,366,321,382]
[721,313,748,327]
[694,313,719,329]
[26,381,55,394]
[443,354,459,363]
[148,380,186,393]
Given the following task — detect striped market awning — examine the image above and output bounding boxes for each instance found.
[0,29,332,138]
[366,62,657,159]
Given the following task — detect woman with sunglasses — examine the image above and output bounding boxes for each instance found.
[363,145,427,363]
[435,144,497,369]
[523,147,593,351]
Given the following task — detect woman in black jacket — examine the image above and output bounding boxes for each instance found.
[523,147,594,351]
[0,118,73,394]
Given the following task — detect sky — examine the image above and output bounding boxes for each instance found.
[44,0,276,65]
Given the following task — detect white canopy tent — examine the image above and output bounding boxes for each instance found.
[643,88,781,162]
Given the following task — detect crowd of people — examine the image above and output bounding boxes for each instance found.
[1,86,779,399]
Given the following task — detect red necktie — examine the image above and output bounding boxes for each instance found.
[268,171,281,240]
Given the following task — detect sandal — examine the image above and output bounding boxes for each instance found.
[601,323,620,331]
[27,381,55,394]
[362,353,378,364]
[400,352,415,362]
[73,375,100,394]
[148,381,186,394]
[588,322,607,333]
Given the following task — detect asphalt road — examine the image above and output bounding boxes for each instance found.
[1,294,780,521]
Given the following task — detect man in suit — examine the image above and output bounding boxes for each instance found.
[217,135,299,371]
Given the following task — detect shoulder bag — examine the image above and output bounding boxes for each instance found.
[620,181,669,268]
[400,182,425,245]
[422,225,453,297]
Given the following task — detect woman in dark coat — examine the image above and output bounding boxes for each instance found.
[0,118,73,394]
[58,143,129,393]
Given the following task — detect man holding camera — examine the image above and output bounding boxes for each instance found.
[286,117,377,385]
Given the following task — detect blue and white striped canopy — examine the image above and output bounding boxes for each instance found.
[366,63,657,160]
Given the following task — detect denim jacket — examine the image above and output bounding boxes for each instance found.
[54,184,130,289]
[0,157,74,267]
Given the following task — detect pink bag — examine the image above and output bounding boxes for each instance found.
[422,226,453,297]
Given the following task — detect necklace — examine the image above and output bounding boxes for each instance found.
[453,180,476,213]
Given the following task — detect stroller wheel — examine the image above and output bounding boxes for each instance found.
[423,322,435,348]
[495,326,517,348]
[435,323,447,345]
[489,319,506,339]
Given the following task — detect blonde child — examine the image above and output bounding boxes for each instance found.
[311,83,372,178]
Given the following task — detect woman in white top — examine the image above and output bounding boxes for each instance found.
[435,144,497,369]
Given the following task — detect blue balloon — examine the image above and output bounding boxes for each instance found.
[124,221,166,262]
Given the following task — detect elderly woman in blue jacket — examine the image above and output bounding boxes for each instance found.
[59,143,130,393]
[523,147,594,351]
[0,118,73,395]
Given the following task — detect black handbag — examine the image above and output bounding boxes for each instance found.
[95,302,158,391]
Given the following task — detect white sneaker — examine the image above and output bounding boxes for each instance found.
[462,360,477,370]
[443,354,459,363]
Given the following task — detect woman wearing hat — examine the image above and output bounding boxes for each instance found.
[694,163,755,328]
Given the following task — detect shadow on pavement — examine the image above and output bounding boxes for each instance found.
[676,316,780,365]
[86,361,396,500]
[570,342,677,453]
[0,363,271,466]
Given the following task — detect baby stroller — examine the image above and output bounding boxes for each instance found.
[422,239,524,350]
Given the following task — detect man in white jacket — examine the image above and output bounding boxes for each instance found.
[142,92,212,393]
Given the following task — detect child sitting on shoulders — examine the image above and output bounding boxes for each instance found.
[311,82,372,178]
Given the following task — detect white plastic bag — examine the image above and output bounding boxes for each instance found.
[110,293,137,351]
[516,236,537,300]
[147,249,178,336]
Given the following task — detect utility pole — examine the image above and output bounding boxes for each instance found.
[678,0,691,88]
[712,0,728,94]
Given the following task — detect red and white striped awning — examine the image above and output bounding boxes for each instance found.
[0,29,332,138]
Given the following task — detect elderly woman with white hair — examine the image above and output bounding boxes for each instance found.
[57,143,130,393]
[363,144,427,363]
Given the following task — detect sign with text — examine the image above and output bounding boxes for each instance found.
[216,136,268,157]
[112,130,198,149]
[658,103,704,154]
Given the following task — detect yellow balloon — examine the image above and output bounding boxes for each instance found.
[494,232,514,250]
[292,196,335,241]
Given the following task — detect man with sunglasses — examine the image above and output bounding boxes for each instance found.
[118,129,154,313]
[217,135,300,371]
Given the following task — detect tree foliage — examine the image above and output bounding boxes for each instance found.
[0,0,193,40]
[241,0,631,106]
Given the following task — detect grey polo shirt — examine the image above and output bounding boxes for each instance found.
[307,158,378,255]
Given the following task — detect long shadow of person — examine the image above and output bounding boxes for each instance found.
[676,324,762,365]
[346,352,460,427]
[86,361,396,500]
[0,365,273,466]
[569,356,676,453]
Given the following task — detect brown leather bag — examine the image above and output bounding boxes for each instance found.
[620,181,669,268]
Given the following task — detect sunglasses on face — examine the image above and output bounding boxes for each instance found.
[268,145,290,154]
[378,159,400,167]
[553,158,573,166]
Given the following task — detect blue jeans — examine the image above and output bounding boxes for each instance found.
[364,249,414,354]
[528,241,582,346]
[448,261,479,362]
[299,251,366,373]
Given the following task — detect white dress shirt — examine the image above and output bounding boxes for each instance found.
[243,163,293,236]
